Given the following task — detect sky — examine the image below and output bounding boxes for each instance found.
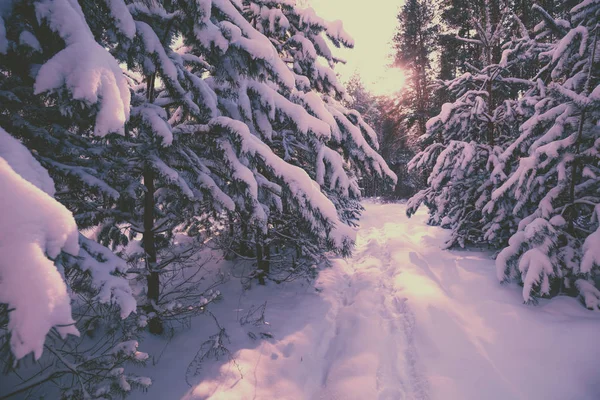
[308,0,406,95]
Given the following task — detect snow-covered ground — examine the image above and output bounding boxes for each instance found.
[131,201,600,400]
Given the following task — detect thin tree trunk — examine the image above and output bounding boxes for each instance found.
[569,109,586,205]
[486,78,494,146]
[486,47,495,146]
[264,241,271,279]
[144,166,162,334]
[241,221,250,256]
[141,12,176,333]
[143,71,162,334]
[568,24,598,231]
[256,229,267,285]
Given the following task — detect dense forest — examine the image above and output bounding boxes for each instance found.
[0,0,599,398]
[0,0,395,397]
[349,0,599,308]
[415,0,599,308]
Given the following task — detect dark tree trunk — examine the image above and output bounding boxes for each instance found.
[240,221,251,256]
[263,242,271,277]
[144,166,163,334]
[486,78,495,146]
[255,228,270,285]
[255,228,271,285]
[256,233,266,285]
[143,71,162,335]
[486,45,495,146]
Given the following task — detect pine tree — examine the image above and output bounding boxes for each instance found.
[98,0,226,334]
[82,0,394,306]
[404,0,600,308]
[345,72,380,126]
[0,1,148,397]
[394,0,438,137]
[1,0,396,395]
[174,1,397,280]
[0,128,80,363]
[487,0,600,306]
[377,95,424,198]
[406,0,536,248]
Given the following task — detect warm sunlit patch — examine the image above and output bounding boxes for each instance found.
[368,67,406,96]
[395,273,443,300]
[308,0,405,96]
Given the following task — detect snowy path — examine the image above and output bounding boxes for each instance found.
[314,221,428,400]
[132,202,600,400]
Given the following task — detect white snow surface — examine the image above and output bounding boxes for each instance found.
[0,129,80,360]
[130,202,600,400]
[0,127,56,195]
[33,0,130,136]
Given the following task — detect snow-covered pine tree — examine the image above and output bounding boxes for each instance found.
[376,95,424,199]
[345,72,380,127]
[343,74,421,199]
[487,0,600,307]
[0,127,80,367]
[239,1,395,267]
[167,1,397,281]
[343,74,416,198]
[81,0,393,312]
[90,0,229,333]
[265,1,393,271]
[0,131,147,398]
[406,1,538,248]
[0,1,149,398]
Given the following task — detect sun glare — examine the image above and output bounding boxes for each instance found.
[308,0,405,96]
[368,67,406,96]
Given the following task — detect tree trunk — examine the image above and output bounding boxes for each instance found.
[240,221,250,256]
[143,71,162,335]
[224,214,235,260]
[486,47,495,146]
[264,241,271,277]
[486,78,495,146]
[570,25,599,209]
[144,166,163,334]
[256,230,268,285]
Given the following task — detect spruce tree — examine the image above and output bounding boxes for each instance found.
[394,0,437,137]
[173,1,397,280]
[0,1,148,397]
[1,0,396,395]
[405,0,600,308]
[488,0,600,306]
[84,0,395,308]
[406,0,535,248]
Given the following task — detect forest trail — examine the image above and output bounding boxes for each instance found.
[313,205,429,400]
[134,202,600,400]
